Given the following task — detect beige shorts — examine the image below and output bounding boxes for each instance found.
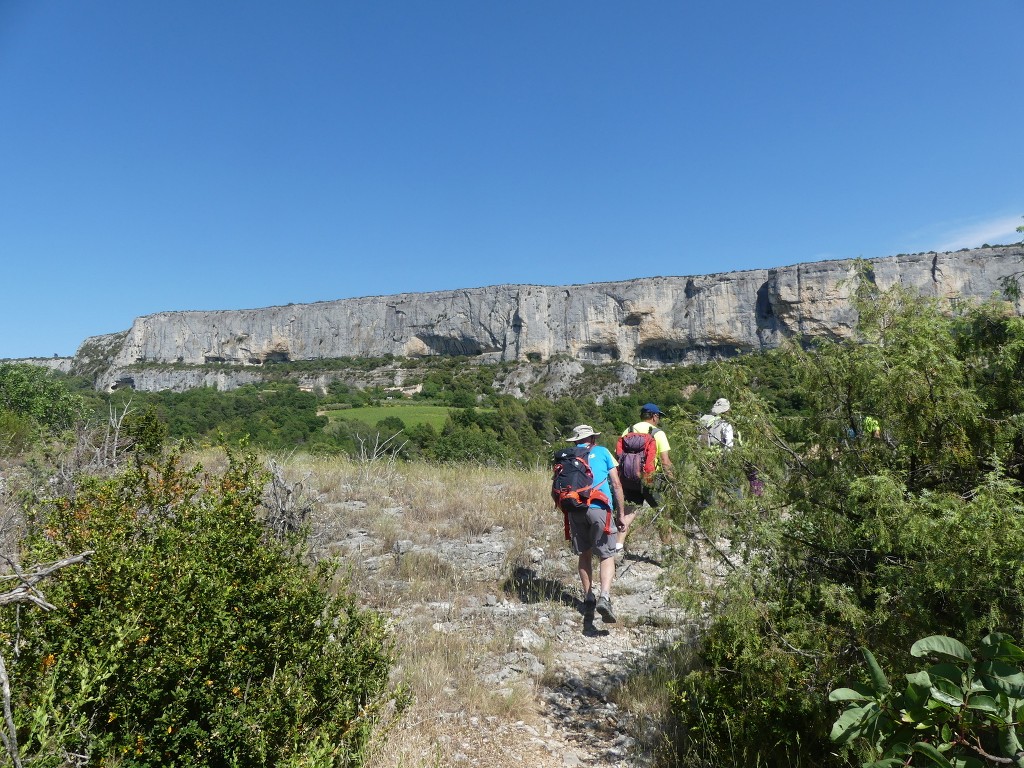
[567,506,616,559]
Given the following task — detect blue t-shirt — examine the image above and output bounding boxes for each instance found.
[576,443,617,510]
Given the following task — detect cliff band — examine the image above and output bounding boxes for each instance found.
[69,246,1024,391]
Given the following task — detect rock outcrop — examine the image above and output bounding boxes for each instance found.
[66,246,1023,391]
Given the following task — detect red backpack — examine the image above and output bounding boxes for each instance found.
[615,427,660,490]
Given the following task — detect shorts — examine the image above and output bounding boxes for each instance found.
[623,483,662,507]
[568,506,616,560]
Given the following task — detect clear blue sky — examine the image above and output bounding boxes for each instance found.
[2,1,1022,359]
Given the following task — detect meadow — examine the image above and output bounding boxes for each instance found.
[322,403,454,431]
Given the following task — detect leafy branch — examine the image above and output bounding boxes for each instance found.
[832,635,1024,768]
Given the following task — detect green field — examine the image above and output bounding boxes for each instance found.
[324,404,452,431]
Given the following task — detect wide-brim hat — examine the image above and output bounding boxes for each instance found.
[711,398,731,415]
[566,424,601,442]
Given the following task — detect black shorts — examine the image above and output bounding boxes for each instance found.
[623,483,661,507]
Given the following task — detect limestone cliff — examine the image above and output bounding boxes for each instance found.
[75,245,1023,391]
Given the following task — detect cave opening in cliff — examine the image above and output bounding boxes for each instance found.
[580,344,620,362]
[415,334,491,357]
[636,342,744,366]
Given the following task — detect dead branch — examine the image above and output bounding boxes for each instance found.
[0,552,94,610]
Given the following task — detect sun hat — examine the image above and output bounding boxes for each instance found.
[566,424,601,442]
[711,398,731,415]
[641,403,664,416]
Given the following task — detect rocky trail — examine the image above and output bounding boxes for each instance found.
[316,494,695,768]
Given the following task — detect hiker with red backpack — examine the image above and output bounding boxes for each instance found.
[615,403,674,554]
[551,424,626,624]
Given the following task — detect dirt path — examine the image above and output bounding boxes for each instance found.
[341,512,693,767]
[520,538,691,767]
[314,478,694,768]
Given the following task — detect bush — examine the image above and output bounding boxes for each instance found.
[4,449,400,767]
[0,408,38,457]
[0,363,83,432]
[832,635,1024,767]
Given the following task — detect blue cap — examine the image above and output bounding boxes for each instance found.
[641,403,664,415]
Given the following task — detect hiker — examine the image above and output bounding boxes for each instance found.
[617,403,673,552]
[699,397,762,496]
[554,424,626,624]
[698,397,734,450]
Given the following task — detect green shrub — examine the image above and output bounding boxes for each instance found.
[0,363,83,431]
[4,449,400,767]
[0,408,38,456]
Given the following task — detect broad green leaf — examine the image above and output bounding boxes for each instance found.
[902,706,934,724]
[906,671,932,687]
[912,636,973,663]
[930,677,965,708]
[982,634,1024,663]
[864,760,905,768]
[863,647,892,694]
[965,694,1001,715]
[998,723,1023,758]
[978,660,1024,698]
[887,741,913,756]
[912,741,954,768]
[831,703,877,744]
[905,671,937,708]
[905,680,931,707]
[983,633,1009,645]
[928,663,967,685]
[829,687,869,702]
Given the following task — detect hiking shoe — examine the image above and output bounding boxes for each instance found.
[595,596,616,624]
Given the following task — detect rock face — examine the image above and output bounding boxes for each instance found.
[75,246,1023,391]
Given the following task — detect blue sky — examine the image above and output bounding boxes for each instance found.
[2,1,1022,359]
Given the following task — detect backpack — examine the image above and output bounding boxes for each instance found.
[551,446,610,513]
[551,446,613,539]
[614,428,659,489]
[698,415,729,449]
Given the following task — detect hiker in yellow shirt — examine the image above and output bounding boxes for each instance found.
[617,403,673,553]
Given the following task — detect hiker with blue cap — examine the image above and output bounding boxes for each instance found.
[616,402,674,554]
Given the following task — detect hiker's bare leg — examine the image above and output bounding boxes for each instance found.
[617,505,638,547]
[598,555,615,595]
[578,550,593,595]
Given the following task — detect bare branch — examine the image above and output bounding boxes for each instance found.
[0,552,94,609]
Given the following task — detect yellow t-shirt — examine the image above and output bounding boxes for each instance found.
[622,422,671,471]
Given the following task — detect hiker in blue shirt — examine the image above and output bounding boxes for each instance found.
[564,424,625,624]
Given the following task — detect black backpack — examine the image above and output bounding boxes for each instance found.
[551,446,610,513]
